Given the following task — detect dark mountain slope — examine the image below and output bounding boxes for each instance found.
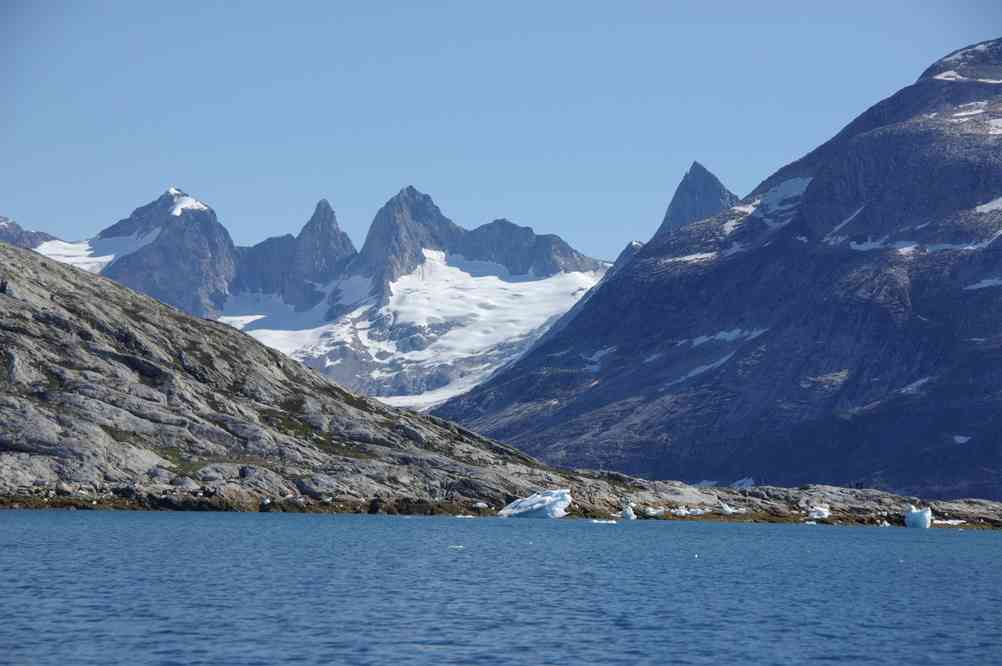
[436,38,1002,500]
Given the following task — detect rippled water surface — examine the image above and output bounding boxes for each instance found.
[2,511,1000,665]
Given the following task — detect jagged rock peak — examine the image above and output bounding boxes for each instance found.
[655,161,738,236]
[292,198,357,285]
[0,216,58,249]
[919,38,1002,83]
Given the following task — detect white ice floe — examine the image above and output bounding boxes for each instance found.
[670,506,706,517]
[807,505,831,520]
[989,119,1002,135]
[455,515,475,519]
[643,506,665,517]
[591,519,618,524]
[498,489,572,519]
[933,519,965,526]
[621,502,637,521]
[904,505,932,529]
[953,435,972,444]
[35,228,162,273]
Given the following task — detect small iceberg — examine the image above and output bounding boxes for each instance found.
[499,489,572,518]
[670,505,707,517]
[621,502,637,520]
[591,519,617,524]
[904,505,932,529]
[807,504,831,520]
[643,506,665,517]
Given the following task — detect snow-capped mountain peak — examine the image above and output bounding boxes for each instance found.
[162,186,210,217]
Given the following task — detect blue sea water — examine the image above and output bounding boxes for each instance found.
[1,511,1000,665]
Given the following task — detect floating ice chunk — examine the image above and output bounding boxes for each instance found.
[807,505,831,520]
[498,489,572,518]
[643,506,665,517]
[904,505,932,529]
[670,506,706,516]
[621,503,637,520]
[455,515,475,519]
[804,521,818,526]
[933,518,965,526]
[953,435,972,444]
[591,519,617,524]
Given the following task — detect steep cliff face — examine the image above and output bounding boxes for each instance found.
[101,190,238,318]
[232,199,358,312]
[655,161,738,236]
[436,39,1002,500]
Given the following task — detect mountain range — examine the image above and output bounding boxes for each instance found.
[436,38,1002,500]
[24,186,604,407]
[5,237,1001,525]
[7,38,1001,501]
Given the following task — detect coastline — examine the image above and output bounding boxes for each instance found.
[3,483,999,529]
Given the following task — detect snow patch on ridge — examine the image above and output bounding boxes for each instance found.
[220,249,601,409]
[35,229,162,273]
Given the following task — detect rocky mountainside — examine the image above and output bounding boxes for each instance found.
[232,199,357,311]
[436,38,1002,501]
[221,187,605,408]
[33,188,239,317]
[655,161,738,236]
[29,186,604,407]
[0,217,57,249]
[4,240,1001,524]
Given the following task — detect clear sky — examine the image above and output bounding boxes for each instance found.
[3,2,1000,260]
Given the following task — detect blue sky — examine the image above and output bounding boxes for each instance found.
[3,2,1000,259]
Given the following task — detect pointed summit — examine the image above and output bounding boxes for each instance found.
[354,186,464,283]
[654,161,738,237]
[293,199,356,283]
